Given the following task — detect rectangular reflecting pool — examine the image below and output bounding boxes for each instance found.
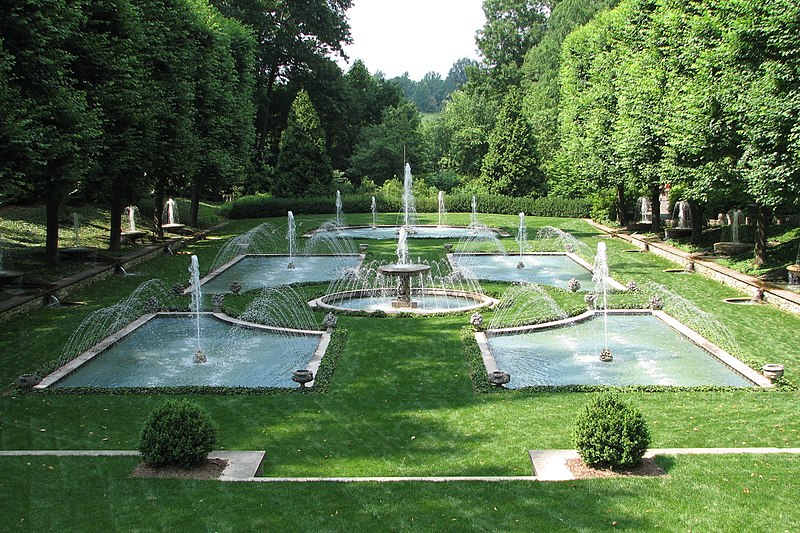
[201,254,362,293]
[52,315,322,388]
[450,253,598,289]
[485,313,757,387]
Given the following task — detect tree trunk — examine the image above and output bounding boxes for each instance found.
[45,197,60,267]
[189,177,200,227]
[689,201,704,244]
[153,180,165,240]
[753,204,770,267]
[109,194,122,251]
[255,67,277,162]
[615,183,627,226]
[649,183,661,234]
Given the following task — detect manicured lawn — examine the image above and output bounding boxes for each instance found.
[1,455,799,531]
[1,211,799,528]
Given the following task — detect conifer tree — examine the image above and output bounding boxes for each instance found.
[480,88,543,196]
[273,90,332,197]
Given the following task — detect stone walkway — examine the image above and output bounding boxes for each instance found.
[530,447,800,481]
[3,448,799,482]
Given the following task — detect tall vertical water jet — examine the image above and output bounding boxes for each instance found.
[402,163,416,232]
[673,200,690,229]
[335,190,343,227]
[470,196,479,227]
[189,255,206,363]
[592,242,611,361]
[164,198,179,225]
[731,209,743,244]
[124,206,138,232]
[396,226,409,265]
[287,211,297,268]
[73,213,81,247]
[635,197,652,224]
[371,196,378,228]
[516,212,527,268]
[437,191,447,227]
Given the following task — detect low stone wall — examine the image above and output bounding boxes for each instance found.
[586,219,800,316]
[0,222,227,323]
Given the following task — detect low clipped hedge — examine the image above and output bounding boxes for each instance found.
[220,193,591,219]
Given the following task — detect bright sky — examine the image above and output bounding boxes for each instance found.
[339,0,486,80]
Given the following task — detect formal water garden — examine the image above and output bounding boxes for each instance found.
[4,0,800,529]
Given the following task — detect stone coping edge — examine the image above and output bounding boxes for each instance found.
[531,448,800,481]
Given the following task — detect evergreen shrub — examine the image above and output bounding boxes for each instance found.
[139,399,218,467]
[572,392,650,468]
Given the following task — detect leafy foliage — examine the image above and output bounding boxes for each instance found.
[273,90,333,197]
[139,399,218,467]
[572,392,651,468]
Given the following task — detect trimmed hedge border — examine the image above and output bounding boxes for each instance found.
[220,193,592,219]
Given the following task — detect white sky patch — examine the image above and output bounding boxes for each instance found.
[338,0,486,80]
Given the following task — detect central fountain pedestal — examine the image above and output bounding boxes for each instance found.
[377,263,431,308]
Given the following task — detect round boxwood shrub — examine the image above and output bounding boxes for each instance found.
[139,399,218,467]
[572,392,650,468]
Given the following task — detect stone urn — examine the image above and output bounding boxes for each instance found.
[648,294,664,310]
[292,369,314,388]
[488,371,511,387]
[762,364,784,381]
[322,312,338,331]
[211,293,225,312]
[567,278,581,293]
[228,281,242,295]
[787,264,800,285]
[470,312,484,330]
[443,243,453,252]
[16,374,42,389]
[359,243,369,253]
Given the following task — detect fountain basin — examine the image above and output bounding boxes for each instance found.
[664,228,692,240]
[476,310,770,388]
[0,270,23,288]
[38,312,329,389]
[195,254,364,294]
[309,288,498,315]
[713,242,753,255]
[448,253,627,290]
[304,225,511,240]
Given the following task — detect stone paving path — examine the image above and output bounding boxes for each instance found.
[3,448,799,482]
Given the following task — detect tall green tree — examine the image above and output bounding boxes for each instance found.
[71,0,151,251]
[135,0,202,236]
[724,0,800,265]
[480,88,543,196]
[0,1,101,266]
[189,3,256,226]
[521,0,619,172]
[210,0,352,165]
[347,101,423,184]
[273,89,333,197]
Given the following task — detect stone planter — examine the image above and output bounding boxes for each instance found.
[762,364,784,381]
[443,243,453,252]
[713,242,753,255]
[292,369,314,388]
[664,228,692,240]
[488,371,511,387]
[787,264,800,285]
[359,243,369,252]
